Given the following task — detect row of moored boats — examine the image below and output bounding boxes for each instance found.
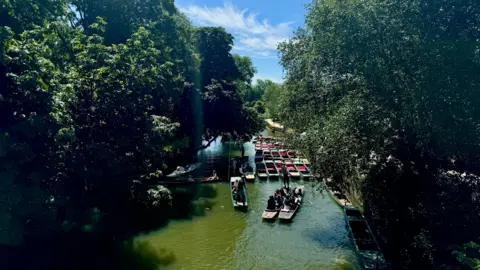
[253,138,311,180]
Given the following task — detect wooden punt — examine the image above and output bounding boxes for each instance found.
[344,206,386,269]
[262,208,280,219]
[279,186,305,221]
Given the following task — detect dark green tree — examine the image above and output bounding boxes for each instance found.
[279,0,480,268]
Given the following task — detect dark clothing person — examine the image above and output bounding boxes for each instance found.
[237,179,246,203]
[267,196,276,210]
[241,144,245,158]
[281,165,289,188]
[238,179,245,190]
[275,194,283,206]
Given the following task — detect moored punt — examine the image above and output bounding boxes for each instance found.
[158,177,224,186]
[230,177,248,208]
[274,142,281,148]
[254,149,264,162]
[284,158,293,165]
[264,154,273,161]
[255,162,268,180]
[274,161,283,171]
[296,163,311,179]
[292,158,303,164]
[302,158,311,166]
[263,150,271,156]
[288,169,301,179]
[199,176,223,183]
[265,160,279,178]
[166,163,199,178]
[273,157,283,165]
[344,206,386,269]
[287,150,296,158]
[292,159,310,179]
[279,186,305,221]
[285,161,301,179]
[239,164,256,182]
[271,150,280,158]
[244,173,255,182]
[285,163,295,170]
[279,149,288,158]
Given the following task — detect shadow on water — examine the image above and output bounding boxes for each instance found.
[233,207,249,213]
[168,184,219,219]
[0,228,176,270]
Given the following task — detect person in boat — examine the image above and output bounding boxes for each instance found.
[207,170,217,181]
[267,196,276,210]
[286,196,296,208]
[294,196,302,205]
[293,186,302,196]
[237,177,246,203]
[281,164,289,189]
[233,180,238,191]
[275,192,283,207]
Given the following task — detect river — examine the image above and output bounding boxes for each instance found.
[134,136,361,270]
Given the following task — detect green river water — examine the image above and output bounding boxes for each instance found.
[134,137,361,270]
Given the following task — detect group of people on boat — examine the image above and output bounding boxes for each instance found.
[232,176,247,204]
[266,186,302,210]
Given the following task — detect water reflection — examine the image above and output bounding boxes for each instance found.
[134,136,361,270]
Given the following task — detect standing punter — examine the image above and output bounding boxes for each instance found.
[281,164,289,189]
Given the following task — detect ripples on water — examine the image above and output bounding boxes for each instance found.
[134,138,361,270]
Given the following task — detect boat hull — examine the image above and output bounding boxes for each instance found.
[344,207,386,269]
[166,164,198,178]
[279,186,305,221]
[262,209,280,219]
[279,205,298,220]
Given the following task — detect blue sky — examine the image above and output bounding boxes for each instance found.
[175,0,311,83]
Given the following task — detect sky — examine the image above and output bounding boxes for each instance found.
[175,0,311,83]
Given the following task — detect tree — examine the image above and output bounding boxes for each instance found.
[69,0,177,44]
[233,54,256,84]
[279,0,480,268]
[0,2,262,266]
[262,82,283,119]
[179,27,262,150]
[1,0,66,33]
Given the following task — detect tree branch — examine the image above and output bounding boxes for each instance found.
[197,136,217,151]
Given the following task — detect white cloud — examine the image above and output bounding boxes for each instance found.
[178,2,293,58]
